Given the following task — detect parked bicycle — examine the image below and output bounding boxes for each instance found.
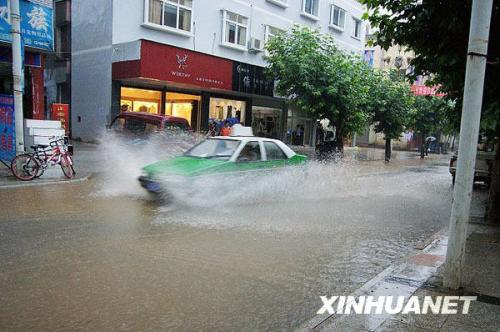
[11,136,75,181]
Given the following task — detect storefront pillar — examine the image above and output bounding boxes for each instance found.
[281,102,288,141]
[244,98,252,127]
[110,81,121,124]
[160,87,167,115]
[200,92,210,131]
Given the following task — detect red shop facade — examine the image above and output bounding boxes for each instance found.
[112,40,286,139]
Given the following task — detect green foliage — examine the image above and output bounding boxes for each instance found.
[369,70,414,140]
[265,25,373,140]
[360,0,500,133]
[408,96,456,137]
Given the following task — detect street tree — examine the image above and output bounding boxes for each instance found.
[265,25,372,152]
[369,71,414,161]
[408,96,455,159]
[361,0,500,223]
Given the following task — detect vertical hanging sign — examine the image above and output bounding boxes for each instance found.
[0,94,15,163]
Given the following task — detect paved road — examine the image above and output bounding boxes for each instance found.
[0,154,454,331]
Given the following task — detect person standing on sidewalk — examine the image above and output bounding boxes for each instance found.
[220,121,231,136]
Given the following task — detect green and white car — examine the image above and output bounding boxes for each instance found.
[138,131,307,193]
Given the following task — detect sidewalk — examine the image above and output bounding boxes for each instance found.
[290,145,441,162]
[299,188,500,332]
[0,140,95,189]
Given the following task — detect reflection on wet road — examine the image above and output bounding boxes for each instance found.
[0,158,452,331]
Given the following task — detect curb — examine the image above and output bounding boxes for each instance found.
[296,227,449,331]
[0,173,92,190]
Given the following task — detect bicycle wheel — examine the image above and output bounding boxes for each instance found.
[11,154,40,181]
[60,154,74,179]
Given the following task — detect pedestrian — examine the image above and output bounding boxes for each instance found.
[220,121,231,136]
[207,121,217,137]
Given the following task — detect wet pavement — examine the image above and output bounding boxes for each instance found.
[0,152,456,331]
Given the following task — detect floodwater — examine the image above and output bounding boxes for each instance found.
[0,135,454,331]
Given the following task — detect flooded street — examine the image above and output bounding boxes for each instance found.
[0,156,453,331]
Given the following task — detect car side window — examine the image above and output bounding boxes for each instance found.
[125,118,147,133]
[264,142,287,160]
[165,122,187,130]
[237,141,262,162]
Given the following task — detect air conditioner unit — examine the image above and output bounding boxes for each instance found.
[248,37,263,52]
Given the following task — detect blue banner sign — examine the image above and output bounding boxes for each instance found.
[0,94,15,163]
[0,0,54,51]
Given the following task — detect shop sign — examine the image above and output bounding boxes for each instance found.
[411,84,446,97]
[51,103,69,135]
[0,0,54,51]
[140,41,233,90]
[232,62,274,97]
[0,94,15,163]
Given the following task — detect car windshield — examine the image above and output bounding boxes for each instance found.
[184,139,241,160]
[111,116,161,135]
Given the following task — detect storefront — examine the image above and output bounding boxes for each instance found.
[209,97,245,124]
[112,40,284,136]
[119,87,201,126]
[285,108,314,146]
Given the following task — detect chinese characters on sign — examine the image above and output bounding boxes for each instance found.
[137,41,233,90]
[0,0,53,51]
[411,84,446,97]
[0,94,15,163]
[232,62,274,97]
[51,103,69,135]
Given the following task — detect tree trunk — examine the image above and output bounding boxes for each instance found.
[385,138,392,162]
[486,126,500,224]
[420,132,426,159]
[337,134,344,153]
[336,120,345,153]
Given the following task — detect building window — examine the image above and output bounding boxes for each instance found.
[352,17,362,39]
[302,0,319,18]
[265,26,284,43]
[148,0,192,32]
[330,5,346,30]
[222,11,248,48]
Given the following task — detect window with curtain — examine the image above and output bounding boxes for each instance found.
[330,5,346,29]
[302,0,319,17]
[147,0,192,32]
[352,17,362,38]
[222,11,248,47]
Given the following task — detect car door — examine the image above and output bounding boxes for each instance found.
[234,141,266,173]
[262,141,288,169]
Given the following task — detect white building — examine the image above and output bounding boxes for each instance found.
[71,0,366,142]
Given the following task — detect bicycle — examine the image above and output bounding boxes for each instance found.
[11,136,75,181]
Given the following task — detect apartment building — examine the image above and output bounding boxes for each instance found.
[71,0,366,142]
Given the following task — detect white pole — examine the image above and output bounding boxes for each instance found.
[10,0,24,154]
[444,0,493,289]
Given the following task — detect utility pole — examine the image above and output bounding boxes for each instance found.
[10,0,24,154]
[444,0,493,290]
